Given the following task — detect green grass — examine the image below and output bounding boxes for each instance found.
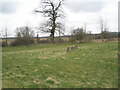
[2,42,118,88]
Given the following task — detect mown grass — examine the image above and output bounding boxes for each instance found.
[2,42,118,88]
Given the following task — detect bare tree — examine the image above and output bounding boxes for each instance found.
[57,22,65,42]
[98,17,104,41]
[1,27,8,46]
[13,26,34,46]
[35,0,65,43]
[5,28,8,45]
[98,17,109,42]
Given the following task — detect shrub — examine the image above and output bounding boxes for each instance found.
[1,41,8,47]
[10,39,35,46]
[38,39,50,44]
[10,26,35,46]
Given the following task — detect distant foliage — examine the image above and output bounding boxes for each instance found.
[1,41,8,47]
[11,26,35,46]
[101,30,110,41]
[71,27,86,43]
[98,17,110,42]
[38,39,50,44]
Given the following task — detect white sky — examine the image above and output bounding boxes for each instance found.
[0,0,119,37]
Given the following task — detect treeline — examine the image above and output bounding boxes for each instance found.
[1,26,119,47]
[69,27,118,43]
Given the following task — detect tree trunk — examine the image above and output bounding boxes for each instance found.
[5,38,8,46]
[50,33,54,44]
[50,16,56,44]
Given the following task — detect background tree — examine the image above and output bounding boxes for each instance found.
[4,28,8,45]
[56,22,65,42]
[35,0,65,43]
[36,31,40,44]
[101,29,110,42]
[71,27,86,43]
[12,26,34,46]
[98,17,110,42]
[1,27,8,46]
[98,17,104,41]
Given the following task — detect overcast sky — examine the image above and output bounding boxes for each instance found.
[0,0,119,37]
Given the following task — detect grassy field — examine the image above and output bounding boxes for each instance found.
[2,42,118,88]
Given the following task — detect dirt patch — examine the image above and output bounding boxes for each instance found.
[44,76,60,84]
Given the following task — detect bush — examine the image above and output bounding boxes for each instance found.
[83,36,92,43]
[38,39,50,44]
[10,26,35,46]
[1,41,8,47]
[54,38,66,43]
[10,40,18,46]
[10,39,35,46]
[68,36,76,43]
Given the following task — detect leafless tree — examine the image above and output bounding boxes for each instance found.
[1,27,8,46]
[98,17,109,42]
[13,26,34,46]
[56,22,65,42]
[98,17,104,41]
[35,0,65,43]
[5,28,8,45]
